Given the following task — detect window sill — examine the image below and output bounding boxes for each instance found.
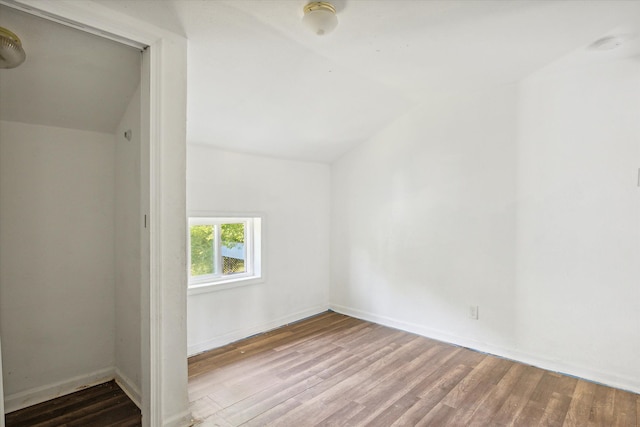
[188,275,263,295]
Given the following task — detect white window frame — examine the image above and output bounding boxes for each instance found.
[188,215,262,293]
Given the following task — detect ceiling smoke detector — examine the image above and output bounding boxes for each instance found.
[303,2,338,36]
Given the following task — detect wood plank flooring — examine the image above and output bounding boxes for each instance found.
[188,311,639,426]
[5,380,141,427]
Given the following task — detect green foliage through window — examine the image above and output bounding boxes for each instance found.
[190,223,246,277]
[189,217,261,286]
[190,225,214,276]
[221,223,244,249]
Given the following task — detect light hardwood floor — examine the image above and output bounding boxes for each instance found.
[188,311,639,426]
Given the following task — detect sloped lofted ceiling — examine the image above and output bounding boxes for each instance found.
[166,0,640,162]
[3,1,640,160]
[0,4,140,134]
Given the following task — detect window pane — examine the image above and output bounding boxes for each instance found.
[190,225,215,276]
[221,223,245,275]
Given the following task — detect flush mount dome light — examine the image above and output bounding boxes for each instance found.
[303,2,338,36]
[0,27,26,69]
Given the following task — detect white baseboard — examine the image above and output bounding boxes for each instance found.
[114,368,141,409]
[188,305,329,356]
[329,303,640,395]
[163,409,193,427]
[4,367,115,413]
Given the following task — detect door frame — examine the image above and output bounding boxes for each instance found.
[0,339,4,427]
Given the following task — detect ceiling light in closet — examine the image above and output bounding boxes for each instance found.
[0,26,26,68]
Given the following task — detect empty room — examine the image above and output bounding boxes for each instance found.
[1,0,639,426]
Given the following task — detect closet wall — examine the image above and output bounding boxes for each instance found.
[0,121,117,410]
[0,6,142,412]
[0,106,143,413]
[114,86,142,403]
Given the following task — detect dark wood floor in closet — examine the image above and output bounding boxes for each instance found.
[5,380,141,427]
[188,311,639,426]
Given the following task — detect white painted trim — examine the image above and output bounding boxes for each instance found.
[188,305,329,356]
[163,410,193,427]
[0,0,169,46]
[114,369,142,410]
[147,36,164,427]
[3,367,115,414]
[0,339,5,427]
[187,275,264,295]
[0,0,146,49]
[329,304,640,395]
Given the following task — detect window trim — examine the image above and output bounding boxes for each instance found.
[187,214,263,294]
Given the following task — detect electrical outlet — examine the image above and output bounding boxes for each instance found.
[469,305,479,320]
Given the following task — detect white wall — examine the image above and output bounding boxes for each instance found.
[331,84,519,351]
[331,56,640,393]
[187,145,330,355]
[114,86,142,404]
[0,121,116,410]
[514,57,640,392]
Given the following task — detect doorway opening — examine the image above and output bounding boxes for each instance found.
[0,2,150,425]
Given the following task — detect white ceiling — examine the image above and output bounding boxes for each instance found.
[168,0,640,162]
[2,1,640,161]
[0,4,140,134]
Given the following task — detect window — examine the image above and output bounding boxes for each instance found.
[188,216,262,289]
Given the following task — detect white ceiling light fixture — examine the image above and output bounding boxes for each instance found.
[303,2,338,36]
[0,27,26,69]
